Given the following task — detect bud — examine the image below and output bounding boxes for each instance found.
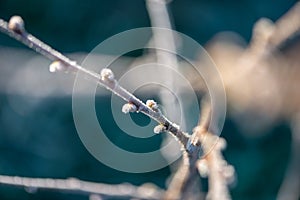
[154,124,166,134]
[197,159,209,177]
[122,103,137,114]
[49,61,68,73]
[8,16,25,34]
[146,99,159,111]
[100,68,114,81]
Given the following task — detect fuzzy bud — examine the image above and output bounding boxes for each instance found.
[197,159,209,177]
[100,68,114,81]
[8,16,25,34]
[49,61,68,73]
[223,165,235,183]
[146,99,159,111]
[122,103,137,114]
[153,124,166,134]
[216,137,227,150]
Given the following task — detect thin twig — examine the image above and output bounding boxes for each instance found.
[146,0,183,123]
[0,16,191,148]
[269,2,300,50]
[163,150,201,200]
[193,98,234,200]
[146,2,202,199]
[0,175,164,200]
[164,97,230,200]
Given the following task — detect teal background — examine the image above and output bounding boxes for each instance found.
[0,0,297,199]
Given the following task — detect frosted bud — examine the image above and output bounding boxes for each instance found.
[8,16,25,34]
[253,18,274,41]
[49,61,68,73]
[197,159,209,177]
[146,100,159,111]
[122,103,137,114]
[216,137,227,150]
[223,165,235,183]
[100,68,114,81]
[154,124,166,134]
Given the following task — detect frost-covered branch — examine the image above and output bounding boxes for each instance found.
[0,175,164,200]
[0,16,191,148]
[0,14,234,200]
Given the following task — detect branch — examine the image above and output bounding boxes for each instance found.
[0,175,164,200]
[0,16,191,148]
[163,97,233,200]
[163,147,202,200]
[192,98,234,200]
[146,0,181,120]
[146,0,178,68]
[0,15,215,200]
[146,2,203,199]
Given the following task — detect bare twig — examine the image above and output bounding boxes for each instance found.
[164,98,234,200]
[0,16,191,148]
[146,0,183,123]
[192,99,234,200]
[0,175,164,200]
[146,2,203,199]
[198,135,233,200]
[268,2,300,50]
[163,150,201,200]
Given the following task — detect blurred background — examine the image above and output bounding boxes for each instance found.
[0,0,299,199]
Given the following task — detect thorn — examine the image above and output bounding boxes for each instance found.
[8,16,25,34]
